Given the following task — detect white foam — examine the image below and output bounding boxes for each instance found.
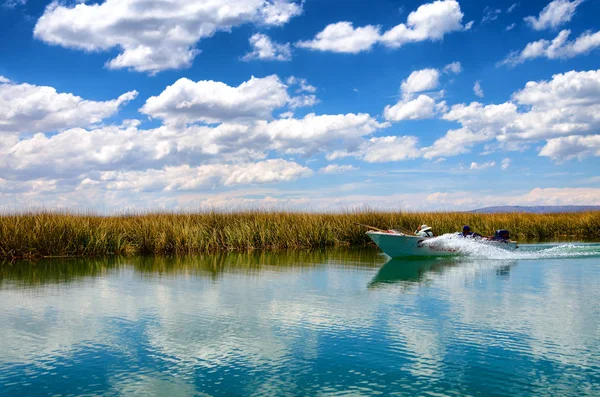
[421,234,600,260]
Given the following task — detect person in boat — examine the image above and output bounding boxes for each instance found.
[415,224,435,237]
[458,225,482,238]
[491,229,511,242]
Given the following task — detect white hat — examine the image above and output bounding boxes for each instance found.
[420,224,432,232]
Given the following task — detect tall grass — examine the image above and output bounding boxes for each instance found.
[0,210,598,259]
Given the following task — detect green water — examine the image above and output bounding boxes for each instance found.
[1,244,599,396]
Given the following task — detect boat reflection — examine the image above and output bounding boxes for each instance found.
[368,257,517,289]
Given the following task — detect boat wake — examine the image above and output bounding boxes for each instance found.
[421,234,600,260]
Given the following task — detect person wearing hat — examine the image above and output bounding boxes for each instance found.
[415,224,435,237]
[458,225,481,238]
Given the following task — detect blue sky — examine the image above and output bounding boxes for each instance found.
[0,0,599,212]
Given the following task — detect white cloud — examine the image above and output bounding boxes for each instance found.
[0,76,10,84]
[332,136,421,163]
[99,159,312,191]
[0,79,137,135]
[401,68,440,93]
[422,127,495,159]
[501,157,511,170]
[384,94,437,121]
[286,76,316,93]
[383,67,452,122]
[296,22,381,53]
[360,136,421,162]
[255,113,387,155]
[424,69,600,161]
[140,75,290,124]
[379,0,467,48]
[469,161,495,170]
[473,81,484,97]
[524,0,583,31]
[442,61,462,74]
[507,3,518,13]
[0,111,385,179]
[319,164,358,174]
[242,33,291,61]
[288,95,319,109]
[539,135,600,161]
[505,69,600,140]
[140,75,320,125]
[325,136,421,163]
[506,23,516,31]
[33,0,303,74]
[297,0,468,54]
[501,29,600,66]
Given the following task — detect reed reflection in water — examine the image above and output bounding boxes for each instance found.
[0,246,599,396]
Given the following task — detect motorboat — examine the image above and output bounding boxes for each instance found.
[366,231,518,258]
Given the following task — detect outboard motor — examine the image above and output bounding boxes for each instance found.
[494,229,510,241]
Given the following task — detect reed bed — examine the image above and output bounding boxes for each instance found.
[0,210,598,259]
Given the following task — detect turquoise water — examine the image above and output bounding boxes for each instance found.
[1,243,599,396]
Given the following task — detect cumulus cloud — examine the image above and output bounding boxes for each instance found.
[469,161,495,170]
[506,23,516,31]
[379,0,468,48]
[473,81,484,97]
[384,94,437,121]
[0,112,385,179]
[0,76,11,84]
[524,0,583,31]
[33,0,303,74]
[539,135,600,161]
[319,164,358,174]
[442,61,462,74]
[501,157,511,170]
[501,29,600,66]
[422,126,497,159]
[255,113,387,155]
[99,159,312,192]
[360,136,421,162]
[296,0,469,54]
[0,79,137,135]
[383,67,452,122]
[423,69,600,161]
[296,22,381,53]
[401,68,440,93]
[328,136,421,163]
[140,75,296,124]
[242,33,292,61]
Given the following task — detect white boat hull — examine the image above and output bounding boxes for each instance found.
[366,231,518,258]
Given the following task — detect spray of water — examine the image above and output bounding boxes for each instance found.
[421,234,600,260]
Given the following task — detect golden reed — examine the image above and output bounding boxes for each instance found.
[1,210,598,259]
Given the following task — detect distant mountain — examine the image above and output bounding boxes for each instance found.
[470,206,600,214]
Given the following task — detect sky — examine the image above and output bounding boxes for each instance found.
[0,0,599,212]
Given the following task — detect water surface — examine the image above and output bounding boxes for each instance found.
[1,243,599,396]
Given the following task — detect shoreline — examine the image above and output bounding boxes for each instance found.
[1,211,599,260]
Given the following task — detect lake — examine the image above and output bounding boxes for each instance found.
[1,242,599,396]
